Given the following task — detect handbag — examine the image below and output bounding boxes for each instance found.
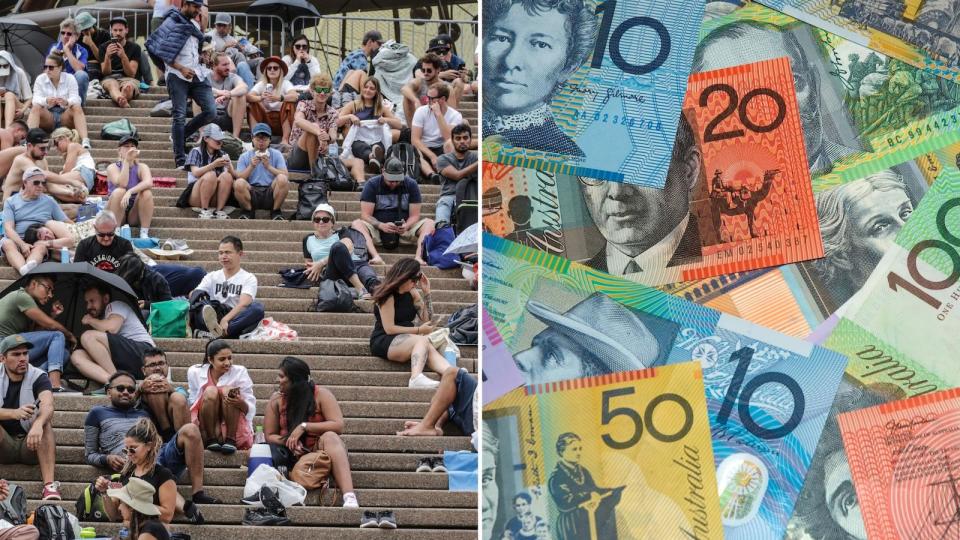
[312,279,354,312]
[290,450,332,491]
[239,317,298,341]
[146,299,190,338]
[100,118,137,140]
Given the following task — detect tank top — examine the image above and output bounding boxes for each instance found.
[109,161,141,194]
[372,292,418,336]
[73,148,96,172]
[355,104,376,121]
[278,386,326,450]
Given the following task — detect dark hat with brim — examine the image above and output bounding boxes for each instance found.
[259,56,288,77]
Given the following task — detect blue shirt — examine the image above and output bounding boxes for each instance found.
[237,148,287,187]
[2,193,68,237]
[333,48,368,89]
[46,42,88,74]
[83,405,151,467]
[359,175,422,225]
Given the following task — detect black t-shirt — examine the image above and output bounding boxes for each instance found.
[75,236,134,273]
[1,373,52,437]
[121,464,176,507]
[100,40,143,79]
[359,176,422,225]
[139,519,170,540]
[80,29,112,76]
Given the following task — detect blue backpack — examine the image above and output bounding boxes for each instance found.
[423,225,459,269]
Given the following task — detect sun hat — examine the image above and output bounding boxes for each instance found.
[259,56,288,77]
[107,478,161,516]
[312,203,336,221]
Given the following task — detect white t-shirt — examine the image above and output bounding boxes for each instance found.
[412,105,463,148]
[152,0,171,18]
[106,301,155,345]
[166,20,205,82]
[252,80,294,112]
[197,268,258,308]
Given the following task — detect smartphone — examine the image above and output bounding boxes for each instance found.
[228,388,240,399]
[393,220,404,227]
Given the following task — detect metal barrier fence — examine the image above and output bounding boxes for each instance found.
[291,15,478,77]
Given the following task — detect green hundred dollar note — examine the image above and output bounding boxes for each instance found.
[482,362,722,540]
[786,168,960,540]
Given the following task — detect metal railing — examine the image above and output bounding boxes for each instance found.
[291,14,478,77]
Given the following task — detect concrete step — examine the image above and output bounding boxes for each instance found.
[146,206,437,221]
[149,338,476,358]
[82,104,478,118]
[54,385,442,406]
[38,522,479,539]
[154,352,476,372]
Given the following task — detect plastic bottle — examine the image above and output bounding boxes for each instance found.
[60,246,70,263]
[254,425,265,445]
[117,527,129,540]
[443,341,460,367]
[328,142,339,157]
[119,225,131,239]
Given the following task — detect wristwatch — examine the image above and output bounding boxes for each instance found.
[300,422,307,431]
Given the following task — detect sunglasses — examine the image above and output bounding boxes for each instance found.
[266,65,281,71]
[427,95,443,102]
[422,68,435,74]
[60,31,74,36]
[313,216,333,223]
[110,384,136,394]
[96,231,115,239]
[312,86,330,94]
[30,180,47,186]
[122,446,139,455]
[42,65,57,71]
[294,44,309,50]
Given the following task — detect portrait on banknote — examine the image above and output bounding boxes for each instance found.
[548,432,625,539]
[482,0,596,157]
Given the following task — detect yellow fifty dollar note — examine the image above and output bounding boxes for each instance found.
[482,362,722,540]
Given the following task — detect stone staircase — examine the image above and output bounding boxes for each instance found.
[0,87,479,538]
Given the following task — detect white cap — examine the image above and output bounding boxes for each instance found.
[22,167,45,182]
[312,203,336,221]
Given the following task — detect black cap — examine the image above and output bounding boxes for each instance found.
[362,30,383,45]
[26,128,49,145]
[117,135,139,147]
[109,16,128,27]
[428,34,452,51]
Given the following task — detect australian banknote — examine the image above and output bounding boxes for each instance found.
[483,234,848,540]
[838,387,960,539]
[481,308,524,405]
[482,0,705,187]
[786,168,960,540]
[757,0,960,83]
[483,363,722,540]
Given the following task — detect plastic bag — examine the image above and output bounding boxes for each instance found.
[243,465,306,508]
[240,317,298,341]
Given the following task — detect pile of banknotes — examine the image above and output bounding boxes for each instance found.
[480,0,960,538]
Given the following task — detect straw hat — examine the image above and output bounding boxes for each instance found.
[107,477,161,516]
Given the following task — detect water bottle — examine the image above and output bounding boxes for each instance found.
[443,342,459,367]
[60,246,70,263]
[119,225,131,239]
[248,426,272,478]
[254,424,265,445]
[117,527,130,540]
[328,142,339,157]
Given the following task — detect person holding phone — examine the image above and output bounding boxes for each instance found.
[353,157,434,266]
[180,124,235,219]
[369,258,449,389]
[105,135,154,240]
[187,340,255,455]
[98,17,143,109]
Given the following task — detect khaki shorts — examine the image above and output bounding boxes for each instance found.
[0,428,38,465]
[361,219,428,245]
[102,76,142,98]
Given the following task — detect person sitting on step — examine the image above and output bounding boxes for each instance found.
[70,284,156,387]
[245,56,297,151]
[187,339,255,455]
[106,135,155,240]
[5,129,86,211]
[29,52,90,149]
[0,479,40,539]
[98,16,143,109]
[370,258,450,389]
[398,366,476,445]
[281,35,322,92]
[96,417,204,526]
[182,123,235,219]
[0,335,61,501]
[352,157,434,265]
[50,127,96,193]
[411,82,462,182]
[435,123,478,227]
[338,76,402,183]
[263,356,359,508]
[302,203,374,309]
[0,274,75,391]
[189,235,264,339]
[0,53,32,131]
[45,18,92,111]
[233,123,289,220]
[287,74,338,177]
[97,477,170,540]
[1,166,75,276]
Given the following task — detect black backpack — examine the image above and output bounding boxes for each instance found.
[294,180,329,221]
[317,156,356,192]
[446,304,478,345]
[384,143,421,181]
[454,176,478,234]
[0,482,26,525]
[33,504,76,540]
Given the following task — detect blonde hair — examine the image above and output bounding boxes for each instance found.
[309,73,332,88]
[50,127,80,144]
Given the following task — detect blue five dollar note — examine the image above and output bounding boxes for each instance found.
[482,0,706,187]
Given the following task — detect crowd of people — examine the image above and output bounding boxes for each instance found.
[0,0,478,536]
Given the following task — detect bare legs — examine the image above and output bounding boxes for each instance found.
[70,331,115,385]
[319,431,354,494]
[385,334,448,380]
[398,366,459,436]
[198,386,242,445]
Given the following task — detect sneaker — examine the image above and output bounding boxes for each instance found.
[201,305,224,338]
[240,491,263,507]
[182,501,205,524]
[198,209,214,220]
[259,486,286,516]
[359,511,379,528]
[429,173,442,185]
[378,510,398,529]
[220,439,237,455]
[242,507,290,526]
[408,374,440,389]
[238,210,255,219]
[139,229,150,240]
[373,144,385,163]
[214,210,229,219]
[341,492,358,508]
[205,441,222,453]
[430,456,447,473]
[191,490,221,504]
[365,158,381,174]
[18,260,37,276]
[41,481,61,501]
[415,457,432,473]
[81,138,91,150]
[271,210,286,221]
[193,329,215,340]
[175,158,186,170]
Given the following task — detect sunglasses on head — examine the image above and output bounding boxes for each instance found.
[313,216,333,223]
[96,231,115,239]
[294,43,309,50]
[110,384,136,394]
[313,86,330,93]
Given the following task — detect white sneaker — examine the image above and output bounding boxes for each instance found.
[198,209,214,219]
[201,305,224,338]
[214,210,229,219]
[408,374,440,389]
[342,492,359,508]
[81,138,91,149]
[18,260,38,276]
[139,229,150,239]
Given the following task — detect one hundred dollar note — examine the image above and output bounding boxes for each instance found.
[837,387,960,540]
[756,0,960,83]
[786,168,960,540]
[481,308,524,405]
[483,233,848,540]
[482,363,723,540]
[482,0,706,187]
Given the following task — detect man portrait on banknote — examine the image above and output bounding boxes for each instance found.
[548,432,625,539]
[482,420,501,540]
[580,116,703,276]
[482,0,596,157]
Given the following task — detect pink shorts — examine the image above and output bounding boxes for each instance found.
[190,384,253,450]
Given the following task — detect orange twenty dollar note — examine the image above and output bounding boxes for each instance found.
[681,56,822,280]
[838,387,960,539]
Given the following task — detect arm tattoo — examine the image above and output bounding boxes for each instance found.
[422,292,434,319]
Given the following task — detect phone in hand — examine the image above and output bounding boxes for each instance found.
[393,220,404,227]
[228,388,240,399]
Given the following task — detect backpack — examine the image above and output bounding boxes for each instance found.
[384,143,420,181]
[100,118,137,141]
[312,279,354,313]
[294,180,329,221]
[317,157,356,192]
[220,132,244,161]
[32,504,77,540]
[0,482,26,525]
[446,304,478,345]
[75,474,121,522]
[454,176,478,235]
[423,224,460,269]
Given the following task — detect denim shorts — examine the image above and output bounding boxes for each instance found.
[447,368,477,436]
[157,431,186,478]
[50,105,65,129]
[78,166,95,190]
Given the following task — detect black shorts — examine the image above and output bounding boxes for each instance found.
[447,368,476,436]
[106,333,151,379]
[249,185,274,210]
[213,110,233,131]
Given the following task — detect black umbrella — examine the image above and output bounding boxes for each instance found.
[0,17,54,83]
[247,0,321,21]
[0,262,143,338]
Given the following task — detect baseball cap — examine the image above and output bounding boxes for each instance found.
[118,134,139,147]
[362,30,383,45]
[75,12,97,31]
[201,124,225,141]
[215,13,231,25]
[0,335,33,355]
[382,158,406,182]
[23,166,46,182]
[26,128,49,145]
[312,203,336,221]
[251,123,272,137]
[109,16,128,27]
[428,34,452,52]
[243,44,262,58]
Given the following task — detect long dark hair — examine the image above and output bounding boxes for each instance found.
[372,258,420,305]
[204,339,231,364]
[279,356,316,433]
